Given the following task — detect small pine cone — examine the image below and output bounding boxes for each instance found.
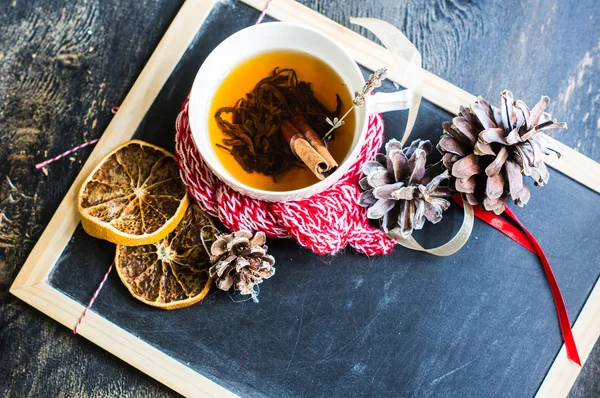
[438,90,566,214]
[358,139,452,238]
[208,230,275,295]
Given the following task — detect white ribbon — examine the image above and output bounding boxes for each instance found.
[351,18,473,256]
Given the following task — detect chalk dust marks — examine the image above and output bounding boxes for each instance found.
[556,41,600,155]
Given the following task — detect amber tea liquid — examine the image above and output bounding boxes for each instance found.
[208,50,356,192]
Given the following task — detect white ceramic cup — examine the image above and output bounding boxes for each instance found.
[189,22,411,202]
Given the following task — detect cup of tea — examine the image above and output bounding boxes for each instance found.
[189,22,411,202]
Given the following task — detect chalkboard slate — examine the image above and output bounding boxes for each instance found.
[48,2,600,397]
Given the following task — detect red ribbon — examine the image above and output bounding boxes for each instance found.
[453,195,581,366]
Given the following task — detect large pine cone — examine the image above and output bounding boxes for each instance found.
[208,230,275,296]
[438,90,566,214]
[358,139,452,238]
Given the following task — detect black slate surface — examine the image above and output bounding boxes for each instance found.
[44,2,600,398]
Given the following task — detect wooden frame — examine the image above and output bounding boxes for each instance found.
[10,0,600,396]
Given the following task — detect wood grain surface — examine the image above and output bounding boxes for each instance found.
[0,0,598,397]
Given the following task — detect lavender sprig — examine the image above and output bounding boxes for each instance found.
[323,67,388,141]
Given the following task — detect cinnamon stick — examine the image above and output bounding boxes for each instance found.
[280,120,330,180]
[291,114,338,172]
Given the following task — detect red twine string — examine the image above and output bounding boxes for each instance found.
[36,105,120,171]
[255,0,273,24]
[73,262,114,334]
[35,139,99,170]
[454,195,581,366]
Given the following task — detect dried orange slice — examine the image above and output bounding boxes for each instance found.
[78,140,189,246]
[115,204,214,309]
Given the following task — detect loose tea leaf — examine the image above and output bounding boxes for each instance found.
[214,67,342,180]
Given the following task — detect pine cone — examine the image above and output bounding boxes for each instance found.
[358,139,452,238]
[208,230,275,295]
[438,90,566,214]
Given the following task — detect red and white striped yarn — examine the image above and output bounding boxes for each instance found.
[255,0,273,24]
[35,139,99,170]
[36,106,118,171]
[175,97,395,256]
[73,262,114,334]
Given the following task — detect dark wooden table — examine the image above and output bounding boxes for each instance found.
[1,0,599,396]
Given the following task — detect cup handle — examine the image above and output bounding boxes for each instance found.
[368,89,412,114]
